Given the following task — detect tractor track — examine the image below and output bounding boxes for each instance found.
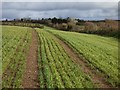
[22,29,39,88]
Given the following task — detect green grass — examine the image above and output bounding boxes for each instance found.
[36,28,94,88]
[44,26,119,87]
[2,26,32,88]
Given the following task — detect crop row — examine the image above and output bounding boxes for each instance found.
[36,28,94,88]
[45,26,119,87]
[2,26,32,88]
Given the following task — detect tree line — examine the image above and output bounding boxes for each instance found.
[2,17,119,37]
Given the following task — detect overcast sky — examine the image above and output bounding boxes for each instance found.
[2,2,118,20]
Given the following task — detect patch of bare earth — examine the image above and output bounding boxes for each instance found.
[51,33,112,88]
[22,29,39,88]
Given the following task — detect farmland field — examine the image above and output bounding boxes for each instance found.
[2,25,119,88]
[45,26,119,87]
[2,26,32,88]
[36,28,94,88]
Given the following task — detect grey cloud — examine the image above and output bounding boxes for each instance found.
[3,2,117,11]
[2,2,118,20]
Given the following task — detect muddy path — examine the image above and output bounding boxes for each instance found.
[22,29,39,88]
[47,31,112,88]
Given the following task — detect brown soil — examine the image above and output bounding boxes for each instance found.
[52,33,112,88]
[22,29,39,88]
